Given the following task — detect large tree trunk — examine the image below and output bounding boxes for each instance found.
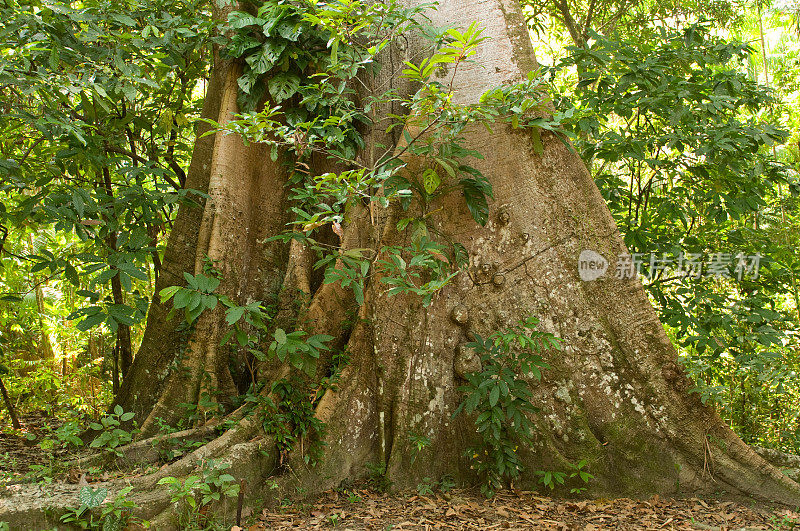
[3,0,798,528]
[281,0,800,504]
[114,56,291,425]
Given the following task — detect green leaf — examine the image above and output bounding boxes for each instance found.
[71,190,85,217]
[226,306,246,325]
[119,272,132,292]
[48,47,60,70]
[330,39,339,64]
[228,12,261,29]
[183,272,198,290]
[102,512,124,531]
[77,312,106,331]
[397,218,413,231]
[453,243,468,268]
[489,386,500,407]
[159,285,181,302]
[111,14,137,27]
[202,294,218,311]
[530,127,543,156]
[460,179,490,226]
[274,328,287,345]
[206,275,220,293]
[108,305,135,326]
[263,39,287,62]
[118,262,147,281]
[78,486,108,509]
[276,20,302,41]
[268,73,300,103]
[236,329,249,346]
[422,168,441,195]
[64,262,80,286]
[31,261,50,273]
[173,289,190,309]
[353,282,364,306]
[238,72,258,95]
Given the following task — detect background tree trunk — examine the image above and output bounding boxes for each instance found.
[28,233,55,364]
[102,167,133,380]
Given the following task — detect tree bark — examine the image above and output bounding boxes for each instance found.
[100,0,800,506]
[101,167,133,380]
[3,0,799,528]
[275,0,800,505]
[0,377,20,430]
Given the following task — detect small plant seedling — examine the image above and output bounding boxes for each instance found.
[416,477,435,496]
[89,405,137,456]
[535,470,567,491]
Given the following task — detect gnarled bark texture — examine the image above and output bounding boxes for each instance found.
[3,0,799,528]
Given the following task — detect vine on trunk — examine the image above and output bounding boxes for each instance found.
[159,0,572,500]
[453,316,559,496]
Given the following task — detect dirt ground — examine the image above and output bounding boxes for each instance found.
[248,489,800,530]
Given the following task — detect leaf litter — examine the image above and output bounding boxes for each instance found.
[249,489,800,530]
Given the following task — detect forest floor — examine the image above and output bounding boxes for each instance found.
[1,413,799,530]
[0,411,62,477]
[251,489,800,530]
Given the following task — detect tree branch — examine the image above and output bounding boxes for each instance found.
[104,146,182,191]
[552,0,584,46]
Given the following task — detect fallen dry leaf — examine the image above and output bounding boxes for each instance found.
[225,486,796,530]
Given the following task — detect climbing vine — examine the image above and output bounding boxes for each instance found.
[161,0,571,493]
[453,317,560,497]
[216,0,566,306]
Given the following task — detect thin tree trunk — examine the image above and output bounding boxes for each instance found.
[27,234,55,363]
[112,344,119,396]
[0,377,20,430]
[102,167,133,379]
[757,0,769,87]
[33,283,54,361]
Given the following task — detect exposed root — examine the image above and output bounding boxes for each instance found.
[753,446,800,483]
[71,423,222,471]
[700,427,800,505]
[0,412,275,530]
[754,445,800,469]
